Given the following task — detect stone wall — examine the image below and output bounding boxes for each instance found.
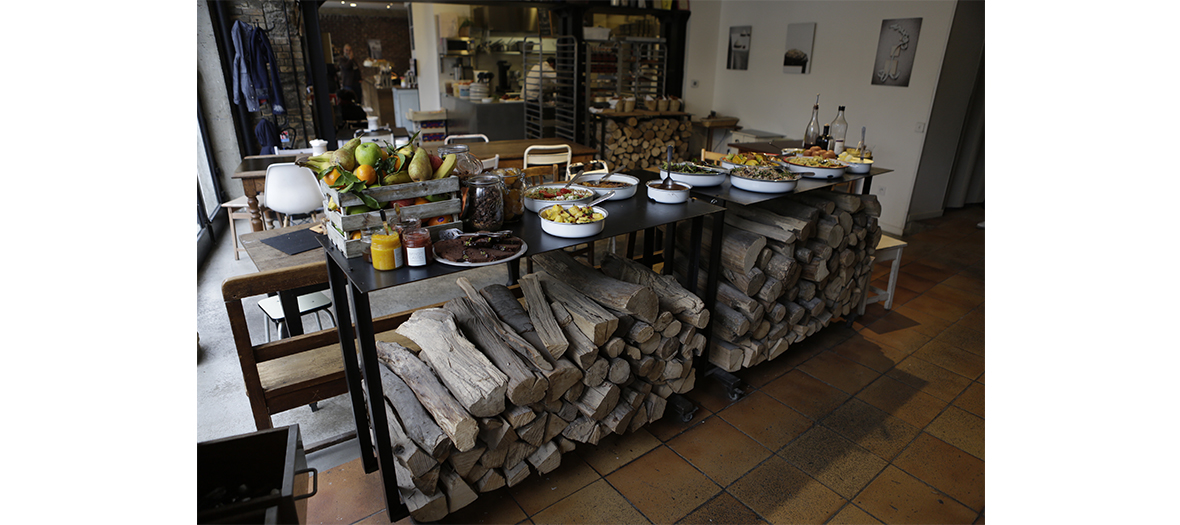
[319,11,413,81]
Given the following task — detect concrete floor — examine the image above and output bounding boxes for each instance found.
[196,217,518,470]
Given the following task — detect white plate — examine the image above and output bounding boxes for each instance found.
[433,238,528,267]
[659,165,728,187]
[729,173,798,193]
[574,173,639,200]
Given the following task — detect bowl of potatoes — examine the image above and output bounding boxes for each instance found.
[538,204,608,238]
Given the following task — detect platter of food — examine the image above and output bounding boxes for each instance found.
[837,151,874,173]
[659,162,728,187]
[433,233,528,267]
[574,173,639,200]
[720,152,787,170]
[522,184,596,212]
[784,156,848,179]
[538,204,608,238]
[728,165,800,193]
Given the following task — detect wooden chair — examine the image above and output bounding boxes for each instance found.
[700,148,726,166]
[857,234,908,314]
[221,195,272,261]
[222,261,427,451]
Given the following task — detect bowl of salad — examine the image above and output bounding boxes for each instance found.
[728,165,800,193]
[522,183,596,212]
[538,204,608,238]
[784,156,848,179]
[659,161,728,187]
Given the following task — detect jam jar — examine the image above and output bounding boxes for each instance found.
[459,174,505,231]
[496,168,525,224]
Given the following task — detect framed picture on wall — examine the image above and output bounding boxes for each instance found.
[872,18,922,86]
[727,26,751,70]
[368,39,383,60]
[783,22,815,74]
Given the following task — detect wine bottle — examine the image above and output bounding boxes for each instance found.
[803,95,821,149]
[829,106,848,154]
[817,125,831,151]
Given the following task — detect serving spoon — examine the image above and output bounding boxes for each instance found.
[656,144,679,189]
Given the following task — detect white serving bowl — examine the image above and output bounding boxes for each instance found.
[574,173,639,200]
[659,164,728,187]
[646,180,693,203]
[522,183,597,213]
[784,157,848,179]
[844,159,872,174]
[728,167,799,193]
[539,205,608,238]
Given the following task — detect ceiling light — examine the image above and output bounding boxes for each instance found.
[350,2,356,6]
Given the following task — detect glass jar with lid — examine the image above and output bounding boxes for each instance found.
[496,168,525,224]
[459,174,505,231]
[436,143,485,180]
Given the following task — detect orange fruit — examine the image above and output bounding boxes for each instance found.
[355,164,378,185]
[323,168,341,186]
[424,215,449,226]
[413,197,432,205]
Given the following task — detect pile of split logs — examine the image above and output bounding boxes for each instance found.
[374,250,709,521]
[600,117,693,171]
[671,189,883,373]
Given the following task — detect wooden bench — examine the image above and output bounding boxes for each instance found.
[221,261,425,451]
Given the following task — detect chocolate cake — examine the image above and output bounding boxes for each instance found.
[434,234,525,264]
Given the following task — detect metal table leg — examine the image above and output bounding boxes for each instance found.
[324,257,374,471]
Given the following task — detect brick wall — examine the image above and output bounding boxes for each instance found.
[319,12,414,80]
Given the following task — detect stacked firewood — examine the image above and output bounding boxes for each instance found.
[672,189,883,372]
[374,250,709,521]
[601,117,693,171]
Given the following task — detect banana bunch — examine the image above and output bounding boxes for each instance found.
[297,137,362,173]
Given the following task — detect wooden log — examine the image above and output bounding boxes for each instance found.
[394,458,439,496]
[377,342,479,452]
[604,336,625,358]
[474,468,505,493]
[768,338,791,361]
[802,296,825,317]
[813,189,864,213]
[625,319,656,344]
[757,300,787,324]
[443,297,548,406]
[562,415,604,444]
[676,323,696,345]
[504,440,538,470]
[576,382,620,420]
[543,411,569,442]
[454,279,552,372]
[601,397,637,435]
[800,257,831,282]
[539,273,618,346]
[503,460,531,487]
[559,318,601,371]
[767,321,791,342]
[755,276,784,303]
[668,368,696,394]
[542,358,584,404]
[396,308,507,418]
[730,203,813,241]
[400,486,448,523]
[382,401,439,481]
[687,333,706,357]
[446,444,486,478]
[503,404,537,429]
[518,273,569,359]
[533,251,659,324]
[723,213,796,243]
[708,340,744,372]
[376,362,451,458]
[581,357,610,387]
[600,252,706,316]
[675,307,711,330]
[714,302,751,338]
[804,240,834,261]
[527,441,562,474]
[654,336,680,360]
[556,436,577,454]
[750,319,771,340]
[798,280,817,302]
[756,247,774,270]
[624,343,642,360]
[563,381,585,405]
[630,355,656,377]
[628,403,649,433]
[785,192,836,214]
[549,300,572,326]
[651,310,674,333]
[814,215,845,248]
[661,318,683,338]
[556,400,580,422]
[439,466,479,513]
[673,248,764,297]
[644,358,667,383]
[764,198,820,224]
[761,252,796,282]
[794,245,814,264]
[681,219,766,274]
[517,412,549,447]
[477,417,513,452]
[608,357,632,384]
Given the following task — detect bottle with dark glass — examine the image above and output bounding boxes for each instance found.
[817,125,831,151]
[829,106,848,154]
[803,96,821,149]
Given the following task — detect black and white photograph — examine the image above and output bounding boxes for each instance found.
[871,17,922,86]
[783,22,815,74]
[727,25,751,70]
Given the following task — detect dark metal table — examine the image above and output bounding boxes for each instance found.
[317,179,725,521]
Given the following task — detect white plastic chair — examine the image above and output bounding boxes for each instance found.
[481,154,500,171]
[523,144,572,170]
[444,134,490,145]
[264,163,323,227]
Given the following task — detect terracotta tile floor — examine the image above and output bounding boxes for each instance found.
[304,205,985,524]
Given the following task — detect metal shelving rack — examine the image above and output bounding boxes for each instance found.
[523,36,578,140]
[582,37,667,141]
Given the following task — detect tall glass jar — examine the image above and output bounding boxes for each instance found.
[436,143,485,180]
[497,168,525,224]
[460,174,505,231]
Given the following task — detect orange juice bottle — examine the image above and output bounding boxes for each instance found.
[370,232,403,271]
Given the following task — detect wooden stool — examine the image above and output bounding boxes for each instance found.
[858,234,907,314]
[221,195,265,260]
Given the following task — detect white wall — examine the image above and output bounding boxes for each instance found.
[410,2,472,111]
[683,0,960,236]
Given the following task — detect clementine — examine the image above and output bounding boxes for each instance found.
[355,164,378,185]
[323,168,342,186]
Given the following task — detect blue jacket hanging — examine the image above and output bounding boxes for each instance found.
[255,118,281,156]
[231,21,259,112]
[249,27,286,115]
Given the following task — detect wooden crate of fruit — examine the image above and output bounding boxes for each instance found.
[321,177,462,258]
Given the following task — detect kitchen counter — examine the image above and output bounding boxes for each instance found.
[441,95,525,141]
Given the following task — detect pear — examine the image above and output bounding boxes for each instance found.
[383,170,412,185]
[407,145,432,182]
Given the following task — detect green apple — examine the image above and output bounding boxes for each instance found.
[355,142,382,166]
